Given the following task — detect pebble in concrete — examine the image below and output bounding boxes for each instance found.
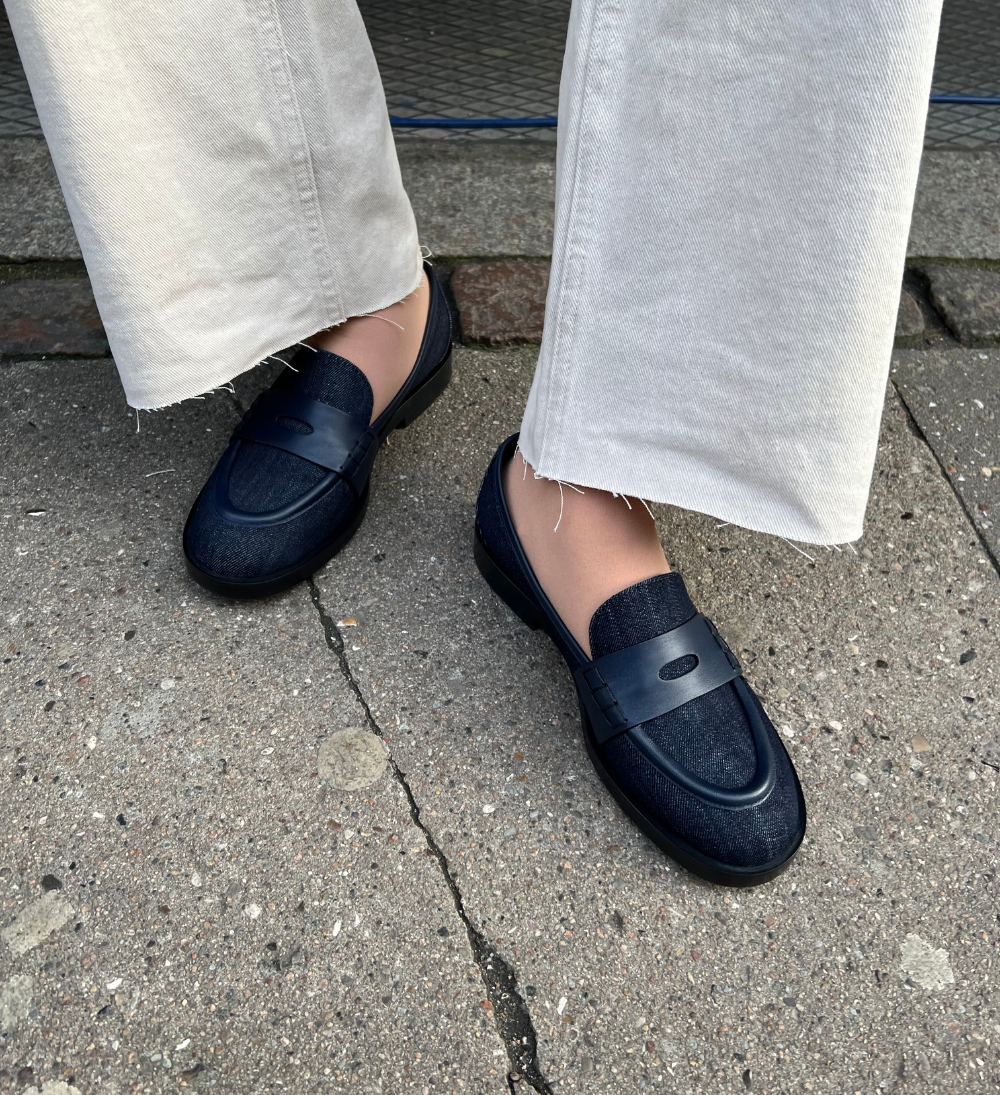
[317,727,388,791]
[924,264,1000,344]
[0,973,34,1032]
[899,933,956,992]
[0,890,75,957]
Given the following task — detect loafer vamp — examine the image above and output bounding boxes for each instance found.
[185,454,356,584]
[600,703,802,870]
[589,573,803,871]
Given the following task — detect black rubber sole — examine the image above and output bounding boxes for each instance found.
[185,349,452,599]
[473,525,804,887]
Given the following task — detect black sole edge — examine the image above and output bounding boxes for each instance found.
[472,525,805,888]
[184,349,452,600]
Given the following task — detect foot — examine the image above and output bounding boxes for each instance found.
[502,451,670,657]
[183,264,451,597]
[308,270,430,423]
[474,435,806,884]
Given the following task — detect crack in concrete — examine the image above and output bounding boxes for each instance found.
[891,379,1000,577]
[307,578,553,1094]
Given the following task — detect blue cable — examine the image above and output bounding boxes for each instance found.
[390,94,1000,129]
[389,116,557,128]
[929,94,1000,104]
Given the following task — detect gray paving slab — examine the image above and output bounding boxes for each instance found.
[909,152,1000,260]
[922,265,1000,344]
[304,345,1000,1094]
[398,143,555,259]
[6,138,997,265]
[0,139,79,262]
[0,359,509,1093]
[892,348,1000,565]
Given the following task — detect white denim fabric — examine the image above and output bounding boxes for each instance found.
[521,0,943,543]
[8,0,942,543]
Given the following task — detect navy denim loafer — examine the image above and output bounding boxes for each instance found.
[473,434,806,886]
[184,263,452,598]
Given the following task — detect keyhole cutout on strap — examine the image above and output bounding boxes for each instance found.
[277,416,314,435]
[658,654,698,681]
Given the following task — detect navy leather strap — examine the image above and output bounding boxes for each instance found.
[233,391,378,498]
[573,614,743,746]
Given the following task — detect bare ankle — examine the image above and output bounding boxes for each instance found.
[307,270,429,422]
[503,452,669,657]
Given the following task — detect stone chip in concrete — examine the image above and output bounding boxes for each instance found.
[899,933,956,991]
[1,891,75,956]
[0,973,34,1032]
[317,726,388,790]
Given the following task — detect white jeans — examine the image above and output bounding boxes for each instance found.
[8,0,942,543]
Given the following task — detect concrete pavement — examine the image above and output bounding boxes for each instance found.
[1,138,1000,1094]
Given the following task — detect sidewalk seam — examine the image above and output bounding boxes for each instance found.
[307,578,554,1094]
[891,378,1000,576]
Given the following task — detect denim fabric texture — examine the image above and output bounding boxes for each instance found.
[184,348,371,584]
[591,575,803,869]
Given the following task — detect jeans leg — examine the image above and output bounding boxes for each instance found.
[519,0,943,543]
[6,0,420,409]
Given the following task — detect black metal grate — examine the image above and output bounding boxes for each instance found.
[0,7,40,136]
[926,0,1000,147]
[359,0,568,139]
[1,1,998,144]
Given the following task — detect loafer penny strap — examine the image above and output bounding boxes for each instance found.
[574,614,743,745]
[234,391,378,499]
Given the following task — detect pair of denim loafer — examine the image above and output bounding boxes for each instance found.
[184,273,805,884]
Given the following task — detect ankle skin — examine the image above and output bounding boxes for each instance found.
[502,454,670,657]
[307,271,430,422]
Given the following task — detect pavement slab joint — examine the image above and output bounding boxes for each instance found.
[890,372,1000,576]
[306,578,554,1093]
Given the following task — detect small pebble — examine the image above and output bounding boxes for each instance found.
[911,734,931,753]
[827,720,843,732]
[982,467,993,479]
[244,904,261,920]
[482,804,496,814]
[850,771,870,788]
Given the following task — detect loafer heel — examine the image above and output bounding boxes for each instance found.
[473,525,543,632]
[390,349,452,430]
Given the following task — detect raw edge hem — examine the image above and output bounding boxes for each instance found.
[123,259,425,412]
[517,437,865,549]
